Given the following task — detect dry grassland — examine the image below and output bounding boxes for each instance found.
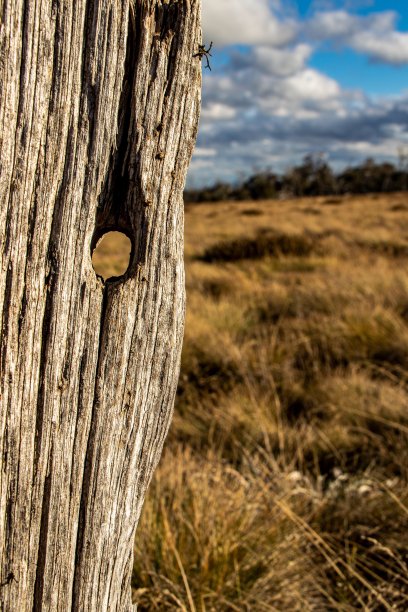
[95,193,408,610]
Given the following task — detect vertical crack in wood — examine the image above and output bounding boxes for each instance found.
[93,1,140,252]
[72,3,140,606]
[33,449,54,611]
[30,130,70,612]
[72,287,108,610]
[0,265,13,384]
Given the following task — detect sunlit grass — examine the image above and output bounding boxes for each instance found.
[117,192,408,609]
[91,231,131,280]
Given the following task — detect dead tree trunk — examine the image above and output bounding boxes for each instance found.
[0,1,201,609]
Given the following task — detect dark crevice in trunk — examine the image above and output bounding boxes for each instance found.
[31,92,73,606]
[92,1,149,276]
[81,0,99,165]
[16,0,30,122]
[0,264,13,382]
[33,184,64,474]
[33,448,54,611]
[71,285,108,610]
[47,0,62,117]
[93,4,138,237]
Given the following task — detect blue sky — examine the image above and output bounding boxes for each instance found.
[188,1,408,187]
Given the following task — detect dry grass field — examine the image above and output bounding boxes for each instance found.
[94,193,408,610]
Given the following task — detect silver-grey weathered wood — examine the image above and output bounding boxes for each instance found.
[0,1,201,609]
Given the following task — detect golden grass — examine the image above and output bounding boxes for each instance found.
[91,231,131,280]
[93,193,408,610]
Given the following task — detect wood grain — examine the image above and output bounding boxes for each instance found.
[0,1,201,609]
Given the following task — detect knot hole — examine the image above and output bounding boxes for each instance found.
[91,231,132,282]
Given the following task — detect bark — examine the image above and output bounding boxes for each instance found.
[0,1,201,609]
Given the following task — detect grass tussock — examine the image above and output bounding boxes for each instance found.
[199,230,316,263]
[324,197,344,205]
[390,203,408,212]
[127,193,408,609]
[356,239,408,258]
[240,207,264,216]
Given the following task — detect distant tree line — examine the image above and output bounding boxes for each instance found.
[184,155,408,203]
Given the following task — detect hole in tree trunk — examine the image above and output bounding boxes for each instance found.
[91,231,132,281]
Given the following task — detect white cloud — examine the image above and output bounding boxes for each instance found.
[308,10,356,38]
[252,44,313,77]
[351,30,408,65]
[282,69,341,103]
[194,147,217,157]
[309,10,408,65]
[202,0,297,47]
[201,102,237,121]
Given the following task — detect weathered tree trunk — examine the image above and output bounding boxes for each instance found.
[0,0,201,609]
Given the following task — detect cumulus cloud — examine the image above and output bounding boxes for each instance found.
[353,29,408,65]
[308,10,358,38]
[203,2,408,65]
[202,0,297,47]
[244,44,313,78]
[309,10,408,65]
[280,69,341,103]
